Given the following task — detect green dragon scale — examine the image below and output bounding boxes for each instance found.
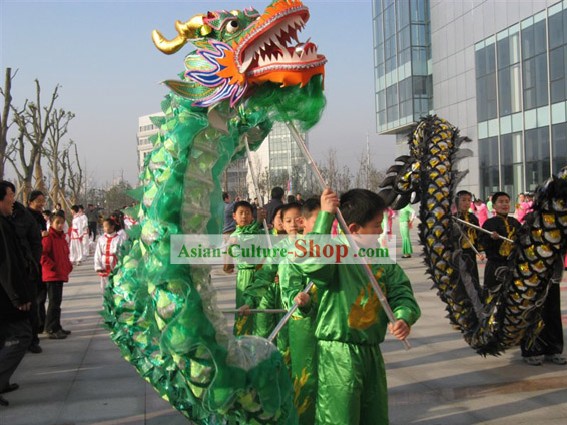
[102,1,325,424]
[380,115,567,356]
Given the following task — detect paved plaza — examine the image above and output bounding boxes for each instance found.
[1,226,566,425]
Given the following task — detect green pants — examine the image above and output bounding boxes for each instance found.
[289,316,317,425]
[316,340,388,425]
[234,268,255,336]
[399,222,413,255]
[255,282,290,366]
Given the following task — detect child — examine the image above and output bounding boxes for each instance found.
[293,188,420,425]
[42,209,53,230]
[272,204,285,235]
[454,190,483,296]
[479,191,521,295]
[41,215,73,339]
[398,203,415,258]
[242,201,319,424]
[69,205,85,266]
[94,218,123,293]
[245,204,301,358]
[230,200,265,336]
[78,205,89,260]
[472,197,489,227]
[110,211,128,243]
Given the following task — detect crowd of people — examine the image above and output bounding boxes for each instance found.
[0,180,135,406]
[224,185,420,424]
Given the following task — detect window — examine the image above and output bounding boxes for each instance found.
[501,133,524,198]
[498,63,521,115]
[548,10,564,50]
[411,47,428,75]
[479,137,500,199]
[410,0,427,24]
[477,73,497,121]
[523,53,548,109]
[552,123,567,175]
[550,46,567,104]
[525,127,550,190]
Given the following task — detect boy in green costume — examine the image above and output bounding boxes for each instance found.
[230,200,265,336]
[241,200,320,424]
[293,189,421,425]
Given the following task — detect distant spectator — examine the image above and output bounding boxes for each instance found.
[42,210,53,230]
[0,181,33,406]
[287,195,296,204]
[265,187,284,227]
[295,192,304,206]
[472,198,489,227]
[86,204,103,239]
[78,205,89,259]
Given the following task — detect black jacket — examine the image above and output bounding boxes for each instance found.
[0,215,32,321]
[12,202,42,264]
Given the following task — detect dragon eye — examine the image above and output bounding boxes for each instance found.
[226,19,239,34]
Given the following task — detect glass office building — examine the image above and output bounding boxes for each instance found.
[373,0,433,135]
[476,3,567,199]
[373,0,565,199]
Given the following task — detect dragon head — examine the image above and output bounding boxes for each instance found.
[152,0,326,107]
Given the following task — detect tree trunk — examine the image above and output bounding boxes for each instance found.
[0,68,13,180]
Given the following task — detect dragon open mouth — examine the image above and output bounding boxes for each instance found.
[236,2,326,77]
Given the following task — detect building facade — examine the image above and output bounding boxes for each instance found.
[373,0,566,201]
[136,113,161,173]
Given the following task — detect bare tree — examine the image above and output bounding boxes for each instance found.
[44,108,75,207]
[64,142,84,205]
[319,148,339,190]
[6,80,61,200]
[0,68,17,180]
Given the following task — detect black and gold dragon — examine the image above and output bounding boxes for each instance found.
[380,115,567,356]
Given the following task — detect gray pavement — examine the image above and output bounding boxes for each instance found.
[1,226,566,424]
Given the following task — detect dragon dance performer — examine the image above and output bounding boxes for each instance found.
[230,200,266,336]
[294,188,420,425]
[520,255,567,366]
[242,200,320,425]
[398,203,415,258]
[479,192,521,295]
[454,190,483,295]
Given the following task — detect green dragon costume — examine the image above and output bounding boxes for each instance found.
[380,115,567,356]
[102,1,326,423]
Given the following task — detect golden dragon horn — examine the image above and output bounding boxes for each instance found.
[151,14,211,55]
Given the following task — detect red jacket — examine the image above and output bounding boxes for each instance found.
[41,227,73,282]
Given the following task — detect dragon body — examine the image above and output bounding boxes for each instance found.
[380,115,567,355]
[103,1,325,423]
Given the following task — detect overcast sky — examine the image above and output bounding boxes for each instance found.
[1,0,397,187]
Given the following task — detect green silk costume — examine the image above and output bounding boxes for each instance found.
[231,221,262,336]
[245,236,319,425]
[398,204,414,256]
[293,211,421,425]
